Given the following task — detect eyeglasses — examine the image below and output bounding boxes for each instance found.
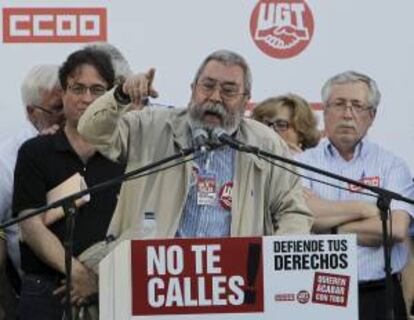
[67,84,107,97]
[32,104,63,116]
[196,79,247,101]
[327,100,373,114]
[263,119,291,132]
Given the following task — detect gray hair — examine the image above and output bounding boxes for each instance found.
[193,49,252,95]
[83,42,132,82]
[321,70,381,111]
[21,64,60,107]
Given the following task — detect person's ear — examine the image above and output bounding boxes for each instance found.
[26,105,38,128]
[26,105,37,122]
[26,105,34,115]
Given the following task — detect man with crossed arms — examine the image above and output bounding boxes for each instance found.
[297,70,414,320]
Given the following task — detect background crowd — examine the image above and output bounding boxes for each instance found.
[0,42,413,320]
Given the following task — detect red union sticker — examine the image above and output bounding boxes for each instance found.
[250,0,314,59]
[312,272,350,307]
[219,181,233,211]
[3,7,107,43]
[348,176,380,192]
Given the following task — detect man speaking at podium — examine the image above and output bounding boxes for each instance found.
[78,49,313,239]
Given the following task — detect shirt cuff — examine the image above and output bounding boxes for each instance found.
[113,83,131,105]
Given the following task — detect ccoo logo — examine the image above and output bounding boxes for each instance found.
[250,0,314,59]
[3,7,107,43]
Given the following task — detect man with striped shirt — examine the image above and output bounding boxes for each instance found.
[78,50,313,241]
[297,71,414,320]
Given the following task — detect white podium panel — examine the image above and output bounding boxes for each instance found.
[99,235,357,320]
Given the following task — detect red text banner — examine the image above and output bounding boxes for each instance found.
[131,237,264,316]
[3,7,107,43]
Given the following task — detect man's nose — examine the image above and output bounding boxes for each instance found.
[81,89,95,104]
[343,104,354,118]
[208,85,223,103]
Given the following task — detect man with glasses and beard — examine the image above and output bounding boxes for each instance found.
[296,71,414,320]
[78,49,313,241]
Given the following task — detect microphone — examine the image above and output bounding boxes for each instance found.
[211,128,258,153]
[211,128,243,150]
[192,128,210,152]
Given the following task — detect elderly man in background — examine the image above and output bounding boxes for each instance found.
[0,64,64,320]
[78,49,313,242]
[297,71,414,320]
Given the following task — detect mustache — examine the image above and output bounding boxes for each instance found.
[189,100,244,134]
[198,102,227,118]
[336,121,357,130]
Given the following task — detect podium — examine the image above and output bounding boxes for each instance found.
[99,235,358,320]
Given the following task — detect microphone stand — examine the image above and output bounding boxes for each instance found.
[62,200,77,320]
[218,135,414,320]
[1,145,209,320]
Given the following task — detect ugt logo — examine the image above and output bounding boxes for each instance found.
[3,7,107,43]
[250,0,314,59]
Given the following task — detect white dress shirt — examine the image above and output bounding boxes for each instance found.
[0,121,37,274]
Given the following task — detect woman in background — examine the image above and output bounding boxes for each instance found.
[252,93,321,154]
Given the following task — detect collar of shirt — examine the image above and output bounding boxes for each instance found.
[324,136,370,161]
[51,129,75,153]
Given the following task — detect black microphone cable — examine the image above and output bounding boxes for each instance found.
[211,127,378,199]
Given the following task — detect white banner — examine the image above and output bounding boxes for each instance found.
[1,0,413,173]
[100,235,358,320]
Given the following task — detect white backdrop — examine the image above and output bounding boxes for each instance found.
[1,0,414,171]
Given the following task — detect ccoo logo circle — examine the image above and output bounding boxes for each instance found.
[250,0,314,59]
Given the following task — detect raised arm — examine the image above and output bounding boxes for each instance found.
[78,69,158,163]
